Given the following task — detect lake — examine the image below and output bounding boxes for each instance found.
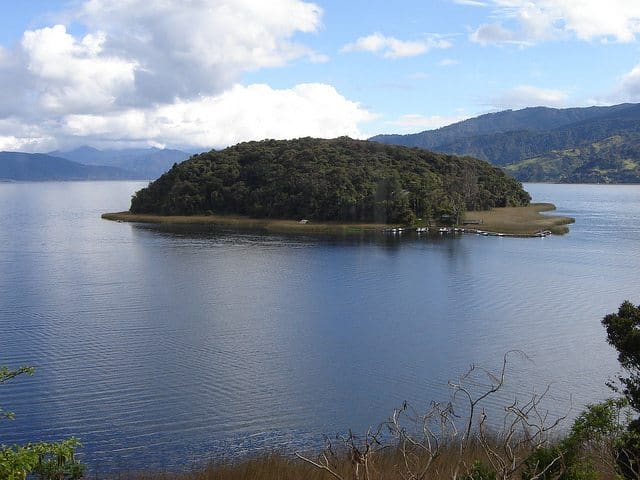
[1,181,639,473]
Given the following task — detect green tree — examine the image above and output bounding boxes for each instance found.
[602,301,640,411]
[0,366,85,480]
[602,300,640,478]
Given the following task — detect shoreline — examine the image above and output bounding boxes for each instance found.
[461,202,574,235]
[102,203,574,236]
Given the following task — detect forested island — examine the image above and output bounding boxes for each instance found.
[126,137,530,225]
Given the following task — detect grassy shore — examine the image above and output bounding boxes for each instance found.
[102,202,574,236]
[462,202,574,235]
[101,211,394,235]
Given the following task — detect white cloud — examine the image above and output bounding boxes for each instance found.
[389,113,469,130]
[0,0,378,151]
[75,0,325,104]
[609,63,640,102]
[0,0,326,117]
[22,25,137,113]
[6,83,372,151]
[491,85,568,108]
[342,33,451,59]
[468,0,640,45]
[470,23,515,45]
[0,117,59,151]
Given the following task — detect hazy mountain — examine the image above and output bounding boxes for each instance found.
[0,152,139,181]
[371,103,640,183]
[51,146,191,179]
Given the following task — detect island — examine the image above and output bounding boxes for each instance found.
[102,137,573,235]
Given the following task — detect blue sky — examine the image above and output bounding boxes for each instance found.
[1,0,640,151]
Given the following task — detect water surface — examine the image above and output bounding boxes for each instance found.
[1,182,639,472]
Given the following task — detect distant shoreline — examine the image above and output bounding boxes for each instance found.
[102,203,574,236]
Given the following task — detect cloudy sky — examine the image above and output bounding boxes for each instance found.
[2,0,640,152]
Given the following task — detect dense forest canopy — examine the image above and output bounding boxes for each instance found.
[130,137,530,224]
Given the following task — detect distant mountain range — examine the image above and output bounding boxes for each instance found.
[0,152,138,181]
[371,103,640,183]
[0,146,191,181]
[50,146,191,179]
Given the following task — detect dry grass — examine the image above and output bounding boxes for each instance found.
[101,212,394,235]
[462,203,575,235]
[103,202,574,237]
[100,441,618,480]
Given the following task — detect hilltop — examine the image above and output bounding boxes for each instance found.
[126,137,530,225]
[371,103,640,183]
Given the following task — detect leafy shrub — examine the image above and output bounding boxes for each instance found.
[0,366,85,480]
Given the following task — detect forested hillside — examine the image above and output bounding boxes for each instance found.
[372,103,640,183]
[130,137,530,224]
[371,104,637,151]
[503,133,640,183]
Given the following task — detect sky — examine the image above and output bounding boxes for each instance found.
[1,0,640,152]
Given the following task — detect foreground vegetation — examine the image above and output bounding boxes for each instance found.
[129,137,530,224]
[0,367,84,480]
[7,300,640,479]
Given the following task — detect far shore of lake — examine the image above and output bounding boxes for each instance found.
[102,203,574,236]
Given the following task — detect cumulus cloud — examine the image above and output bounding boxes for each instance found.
[468,0,640,45]
[0,0,379,151]
[342,33,451,58]
[470,23,523,45]
[22,25,137,113]
[0,83,374,151]
[490,85,568,108]
[76,0,325,104]
[607,64,640,103]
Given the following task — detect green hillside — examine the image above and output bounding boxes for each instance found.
[129,137,530,224]
[504,134,640,183]
[371,104,637,151]
[372,103,640,183]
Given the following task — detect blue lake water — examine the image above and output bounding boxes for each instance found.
[1,181,639,473]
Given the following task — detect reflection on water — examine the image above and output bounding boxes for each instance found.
[1,182,639,472]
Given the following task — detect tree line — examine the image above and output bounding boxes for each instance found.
[130,137,530,224]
